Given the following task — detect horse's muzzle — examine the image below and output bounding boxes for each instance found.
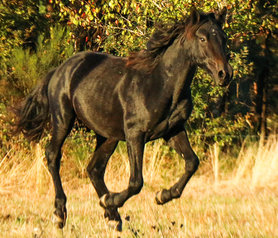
[218,63,233,87]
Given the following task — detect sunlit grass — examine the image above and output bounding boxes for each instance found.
[0,135,277,237]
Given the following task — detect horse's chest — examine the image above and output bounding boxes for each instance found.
[149,98,192,140]
[168,98,192,125]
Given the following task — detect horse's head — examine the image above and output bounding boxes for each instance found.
[184,8,233,86]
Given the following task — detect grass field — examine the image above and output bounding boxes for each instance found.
[0,136,277,237]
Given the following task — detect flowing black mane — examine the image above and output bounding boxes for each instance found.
[126,12,217,72]
[126,21,186,71]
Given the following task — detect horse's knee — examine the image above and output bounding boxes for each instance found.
[45,148,54,169]
[87,166,103,181]
[129,177,143,195]
[86,164,94,177]
[186,155,199,174]
[45,146,61,172]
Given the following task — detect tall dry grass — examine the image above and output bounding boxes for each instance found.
[0,135,277,237]
[233,135,278,190]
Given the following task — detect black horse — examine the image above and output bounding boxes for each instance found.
[16,9,232,231]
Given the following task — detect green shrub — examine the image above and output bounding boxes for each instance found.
[7,26,74,95]
[0,0,277,158]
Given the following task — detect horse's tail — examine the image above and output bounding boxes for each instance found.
[15,69,56,142]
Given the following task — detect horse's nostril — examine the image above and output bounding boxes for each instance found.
[218,70,225,79]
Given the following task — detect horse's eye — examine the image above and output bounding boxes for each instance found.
[199,37,206,42]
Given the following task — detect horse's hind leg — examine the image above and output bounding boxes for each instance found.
[155,129,199,205]
[46,110,75,228]
[86,135,121,230]
[87,135,118,198]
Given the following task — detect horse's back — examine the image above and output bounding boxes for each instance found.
[49,51,125,93]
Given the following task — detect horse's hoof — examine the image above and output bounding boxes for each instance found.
[106,219,122,232]
[155,190,164,205]
[100,194,108,208]
[52,212,66,229]
[104,207,122,231]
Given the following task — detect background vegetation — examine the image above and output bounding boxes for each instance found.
[0,0,277,152]
[0,1,277,237]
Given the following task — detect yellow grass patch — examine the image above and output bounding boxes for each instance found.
[0,136,277,237]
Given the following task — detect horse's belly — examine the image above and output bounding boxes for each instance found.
[76,103,125,139]
[72,88,125,140]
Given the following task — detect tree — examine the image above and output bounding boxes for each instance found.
[0,0,277,150]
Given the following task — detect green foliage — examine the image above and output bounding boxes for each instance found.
[0,0,277,155]
[65,128,96,162]
[52,0,276,148]
[7,26,74,95]
[0,0,50,79]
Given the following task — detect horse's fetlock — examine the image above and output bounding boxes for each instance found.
[55,197,67,209]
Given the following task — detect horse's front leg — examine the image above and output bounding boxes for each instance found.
[99,132,144,221]
[156,129,199,205]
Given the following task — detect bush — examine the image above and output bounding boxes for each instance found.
[7,26,74,95]
[0,0,277,155]
[0,0,51,83]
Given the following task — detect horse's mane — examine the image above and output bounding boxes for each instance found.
[126,11,215,72]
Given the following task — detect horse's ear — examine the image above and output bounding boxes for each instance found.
[215,7,227,27]
[189,8,201,25]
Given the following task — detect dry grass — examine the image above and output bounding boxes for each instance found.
[0,136,278,237]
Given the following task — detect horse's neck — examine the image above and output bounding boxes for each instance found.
[158,39,196,103]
